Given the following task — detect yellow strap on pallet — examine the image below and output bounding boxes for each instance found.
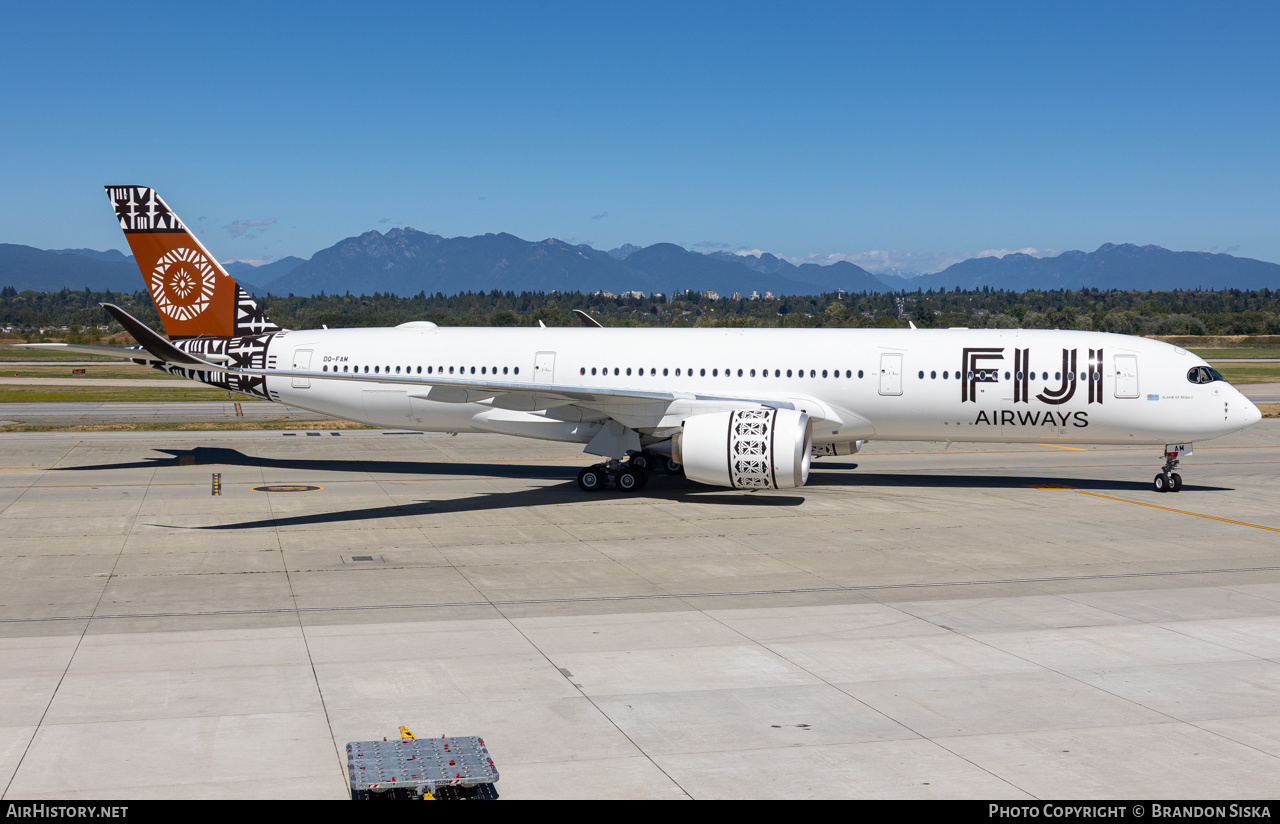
[398,726,415,740]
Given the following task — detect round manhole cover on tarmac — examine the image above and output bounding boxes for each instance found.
[251,485,323,493]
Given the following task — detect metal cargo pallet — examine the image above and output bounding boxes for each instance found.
[348,730,499,801]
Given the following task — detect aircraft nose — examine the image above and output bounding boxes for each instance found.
[1243,397,1263,427]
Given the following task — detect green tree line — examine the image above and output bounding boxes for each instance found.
[3,284,1280,340]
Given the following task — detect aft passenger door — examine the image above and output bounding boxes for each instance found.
[292,349,312,388]
[878,353,902,396]
[1114,355,1139,398]
[534,351,555,385]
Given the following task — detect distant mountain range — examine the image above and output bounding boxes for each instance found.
[1,232,1276,297]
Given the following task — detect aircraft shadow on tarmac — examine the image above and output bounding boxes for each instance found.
[164,478,804,531]
[807,471,1230,493]
[62,446,583,480]
[68,448,1229,531]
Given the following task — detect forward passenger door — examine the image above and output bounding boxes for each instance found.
[1114,355,1139,398]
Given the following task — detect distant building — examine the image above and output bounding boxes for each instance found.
[763,291,774,300]
[704,290,720,301]
[593,290,617,299]
[730,292,742,301]
[620,290,646,299]
[749,291,759,300]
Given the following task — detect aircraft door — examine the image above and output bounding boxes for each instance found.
[292,349,312,388]
[534,351,556,385]
[1114,355,1139,398]
[878,353,902,396]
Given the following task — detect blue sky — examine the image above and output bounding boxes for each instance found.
[2,1,1277,273]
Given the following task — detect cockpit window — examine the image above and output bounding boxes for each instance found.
[1187,366,1225,384]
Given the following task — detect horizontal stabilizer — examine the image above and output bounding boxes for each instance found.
[14,343,156,360]
[98,303,220,368]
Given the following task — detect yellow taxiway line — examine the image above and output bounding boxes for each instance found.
[1077,490,1280,533]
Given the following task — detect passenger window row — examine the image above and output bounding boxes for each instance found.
[579,367,869,379]
[321,364,519,376]
[918,370,1103,381]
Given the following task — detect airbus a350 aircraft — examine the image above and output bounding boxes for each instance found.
[25,187,1264,494]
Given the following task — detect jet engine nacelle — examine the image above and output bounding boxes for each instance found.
[673,408,813,489]
[812,440,862,458]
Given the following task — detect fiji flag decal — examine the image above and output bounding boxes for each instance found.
[1147,394,1160,401]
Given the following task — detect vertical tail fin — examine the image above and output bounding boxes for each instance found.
[105,186,281,339]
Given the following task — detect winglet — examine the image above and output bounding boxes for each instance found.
[573,309,603,328]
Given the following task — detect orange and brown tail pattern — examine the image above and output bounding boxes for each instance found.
[106,186,280,339]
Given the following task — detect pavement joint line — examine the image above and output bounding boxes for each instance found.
[1077,491,1280,532]
[1036,443,1088,450]
[8,564,1280,624]
[2,442,142,801]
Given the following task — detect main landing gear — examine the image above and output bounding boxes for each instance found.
[576,450,682,493]
[1153,447,1184,493]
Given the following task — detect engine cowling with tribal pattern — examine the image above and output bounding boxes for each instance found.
[676,409,814,489]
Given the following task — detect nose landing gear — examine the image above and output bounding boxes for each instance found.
[1153,446,1185,493]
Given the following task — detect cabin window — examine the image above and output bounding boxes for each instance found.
[738,369,744,377]
[943,371,948,379]
[503,366,508,375]
[930,371,936,379]
[968,371,974,379]
[580,367,585,375]
[591,367,597,375]
[857,370,863,378]
[750,369,756,377]
[917,371,923,379]
[786,369,793,377]
[1016,371,1023,381]
[614,367,620,376]
[1004,371,1010,380]
[700,369,706,376]
[626,368,632,376]
[1055,372,1061,380]
[809,369,815,378]
[513,367,519,375]
[663,368,669,376]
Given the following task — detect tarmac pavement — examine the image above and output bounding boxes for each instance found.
[1,424,1279,798]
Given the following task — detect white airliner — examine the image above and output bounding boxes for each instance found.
[25,187,1263,494]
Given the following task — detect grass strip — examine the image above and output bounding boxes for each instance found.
[0,419,376,433]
